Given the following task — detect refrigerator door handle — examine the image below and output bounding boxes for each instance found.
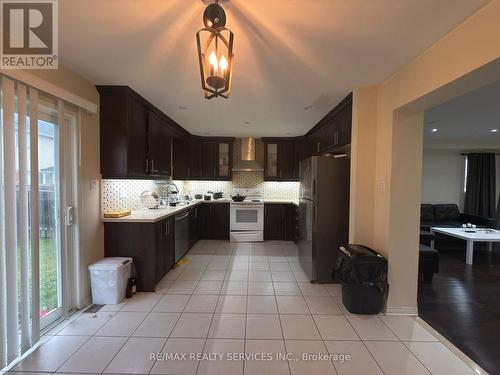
[312,179,316,196]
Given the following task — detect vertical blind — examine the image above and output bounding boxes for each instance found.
[0,76,40,369]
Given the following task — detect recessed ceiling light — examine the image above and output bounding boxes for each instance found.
[491,129,498,133]
[243,121,250,125]
[304,105,314,111]
[178,106,188,110]
[431,128,438,132]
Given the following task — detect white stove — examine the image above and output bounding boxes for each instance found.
[230,189,264,242]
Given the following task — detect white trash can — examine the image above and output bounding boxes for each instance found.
[89,257,132,304]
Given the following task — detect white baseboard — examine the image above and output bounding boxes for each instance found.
[385,306,419,316]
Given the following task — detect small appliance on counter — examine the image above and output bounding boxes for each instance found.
[213,191,224,199]
[204,194,212,201]
[194,194,203,200]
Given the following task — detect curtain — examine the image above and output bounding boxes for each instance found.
[0,76,40,369]
[464,153,496,218]
[497,192,500,229]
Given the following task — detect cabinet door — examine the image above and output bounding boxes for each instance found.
[127,95,149,176]
[264,142,279,180]
[279,141,295,180]
[293,138,307,180]
[198,203,212,239]
[149,111,171,177]
[188,208,198,249]
[165,218,175,271]
[339,107,352,146]
[173,134,189,179]
[189,137,203,179]
[201,140,217,179]
[155,220,166,283]
[217,141,231,179]
[283,205,294,241]
[211,203,229,240]
[264,204,284,240]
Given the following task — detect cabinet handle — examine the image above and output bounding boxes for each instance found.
[151,159,155,172]
[145,157,149,173]
[165,221,168,236]
[187,167,190,177]
[317,142,320,153]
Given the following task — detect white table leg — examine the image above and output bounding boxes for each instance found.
[488,242,493,253]
[466,240,474,265]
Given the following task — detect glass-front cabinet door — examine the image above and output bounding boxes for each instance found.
[218,141,230,178]
[265,142,278,179]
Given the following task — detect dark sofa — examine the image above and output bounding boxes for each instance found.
[420,203,490,232]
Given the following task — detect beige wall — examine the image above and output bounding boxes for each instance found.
[349,87,377,246]
[17,66,102,308]
[351,0,500,313]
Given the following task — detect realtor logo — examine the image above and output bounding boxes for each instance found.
[1,0,58,69]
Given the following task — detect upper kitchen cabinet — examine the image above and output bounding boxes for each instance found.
[306,93,352,155]
[172,132,190,180]
[148,109,171,177]
[188,137,233,180]
[262,137,301,181]
[97,85,188,179]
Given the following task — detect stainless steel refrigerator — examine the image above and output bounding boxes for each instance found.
[298,156,350,283]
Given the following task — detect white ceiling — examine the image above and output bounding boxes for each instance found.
[59,0,488,137]
[424,79,500,146]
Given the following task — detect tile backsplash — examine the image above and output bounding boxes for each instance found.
[102,175,299,213]
[101,138,300,213]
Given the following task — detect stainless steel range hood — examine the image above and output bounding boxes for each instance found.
[233,137,264,172]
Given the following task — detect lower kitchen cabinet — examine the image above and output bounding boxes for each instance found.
[188,206,199,249]
[198,203,230,240]
[264,203,295,241]
[104,217,175,292]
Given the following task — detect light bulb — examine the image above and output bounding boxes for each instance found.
[220,55,228,75]
[209,51,218,72]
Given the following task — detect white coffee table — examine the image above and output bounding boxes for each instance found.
[430,227,500,265]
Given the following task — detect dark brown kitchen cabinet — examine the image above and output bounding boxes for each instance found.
[306,93,352,155]
[98,85,189,179]
[148,110,171,177]
[188,137,233,180]
[264,203,294,241]
[188,206,199,249]
[173,132,190,180]
[293,137,308,179]
[104,217,175,292]
[155,218,175,283]
[98,86,149,178]
[198,203,230,240]
[188,136,203,179]
[201,140,218,179]
[263,138,299,181]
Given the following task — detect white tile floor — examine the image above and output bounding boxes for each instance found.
[10,240,480,375]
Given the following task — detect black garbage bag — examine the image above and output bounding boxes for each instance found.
[334,244,388,314]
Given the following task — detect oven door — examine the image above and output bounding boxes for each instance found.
[230,204,264,231]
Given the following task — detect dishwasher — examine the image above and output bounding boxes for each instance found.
[174,211,189,262]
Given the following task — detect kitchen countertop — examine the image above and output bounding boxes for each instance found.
[102,198,231,223]
[102,198,299,223]
[264,199,299,206]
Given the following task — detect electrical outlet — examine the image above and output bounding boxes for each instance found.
[89,179,98,192]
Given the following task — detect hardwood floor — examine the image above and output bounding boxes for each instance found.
[418,244,500,374]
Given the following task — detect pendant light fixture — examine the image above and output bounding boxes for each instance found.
[196,0,234,99]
